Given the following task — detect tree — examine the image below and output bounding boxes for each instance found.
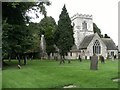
[93,23,103,37]
[54,5,74,59]
[2,21,33,60]
[39,16,57,59]
[2,21,12,59]
[2,2,51,60]
[28,22,40,53]
[2,2,51,25]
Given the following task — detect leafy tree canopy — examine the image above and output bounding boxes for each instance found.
[2,2,51,25]
[38,16,57,58]
[93,23,103,37]
[2,2,50,59]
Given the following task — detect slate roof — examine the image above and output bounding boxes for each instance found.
[101,38,118,50]
[79,34,95,49]
[71,34,118,51]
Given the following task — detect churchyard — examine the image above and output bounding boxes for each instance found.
[2,59,118,88]
[0,69,1,89]
[2,2,119,89]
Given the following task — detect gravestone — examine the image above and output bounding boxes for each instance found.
[17,64,21,69]
[90,54,98,70]
[114,55,116,59]
[68,59,71,63]
[59,56,65,64]
[60,59,65,64]
[100,55,105,63]
[78,55,82,62]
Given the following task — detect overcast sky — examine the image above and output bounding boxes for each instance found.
[30,0,119,45]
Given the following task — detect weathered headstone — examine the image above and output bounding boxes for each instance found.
[90,54,98,70]
[114,55,116,59]
[100,55,105,63]
[60,59,65,64]
[17,64,21,69]
[112,56,114,61]
[68,59,71,63]
[78,55,82,62]
[59,56,65,64]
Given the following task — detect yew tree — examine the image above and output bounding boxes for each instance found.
[54,5,74,59]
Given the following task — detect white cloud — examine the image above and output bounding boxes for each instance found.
[32,0,119,45]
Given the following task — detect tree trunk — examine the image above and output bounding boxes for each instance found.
[8,56,11,62]
[47,53,51,60]
[23,55,27,65]
[48,55,50,60]
[17,54,21,65]
[63,55,65,60]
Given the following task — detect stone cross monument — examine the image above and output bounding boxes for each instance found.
[40,34,47,59]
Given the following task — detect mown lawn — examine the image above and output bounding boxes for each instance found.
[0,69,2,89]
[2,59,118,88]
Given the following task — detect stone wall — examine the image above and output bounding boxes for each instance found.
[86,33,107,59]
[71,13,94,48]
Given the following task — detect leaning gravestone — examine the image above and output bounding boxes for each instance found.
[90,54,98,70]
[100,55,105,63]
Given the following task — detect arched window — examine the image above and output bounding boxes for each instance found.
[82,21,87,30]
[93,40,101,54]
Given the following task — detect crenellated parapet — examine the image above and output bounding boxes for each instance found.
[71,13,93,21]
[71,13,94,49]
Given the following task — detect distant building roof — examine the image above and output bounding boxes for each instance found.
[70,34,118,51]
[101,38,118,50]
[79,34,95,49]
[71,13,93,21]
[70,45,80,52]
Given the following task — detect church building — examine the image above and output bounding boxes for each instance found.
[65,13,118,59]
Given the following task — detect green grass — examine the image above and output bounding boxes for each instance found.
[0,68,2,89]
[2,59,118,88]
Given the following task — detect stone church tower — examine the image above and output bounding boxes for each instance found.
[51,13,118,60]
[71,13,94,49]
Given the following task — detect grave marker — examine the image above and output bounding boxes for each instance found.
[90,54,98,70]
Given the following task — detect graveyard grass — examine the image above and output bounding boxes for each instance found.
[2,59,118,88]
[0,69,2,89]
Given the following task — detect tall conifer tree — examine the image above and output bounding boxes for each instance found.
[54,5,74,59]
